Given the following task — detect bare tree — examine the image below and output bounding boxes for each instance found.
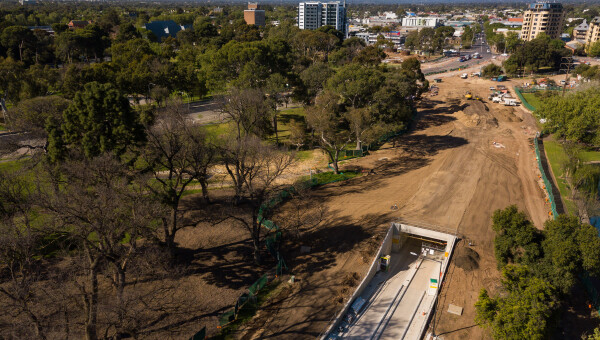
[142,99,215,257]
[305,91,352,174]
[0,172,50,339]
[219,87,274,140]
[43,155,161,340]
[219,88,276,202]
[222,136,295,264]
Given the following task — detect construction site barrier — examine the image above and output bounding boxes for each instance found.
[533,136,559,218]
[513,87,537,112]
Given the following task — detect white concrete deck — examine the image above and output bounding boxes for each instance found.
[340,238,444,340]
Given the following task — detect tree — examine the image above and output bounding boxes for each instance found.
[115,23,141,43]
[0,57,25,123]
[44,155,161,340]
[537,87,600,145]
[298,62,334,104]
[219,88,275,201]
[503,35,570,74]
[143,100,215,256]
[476,265,558,340]
[305,91,351,174]
[482,63,503,77]
[491,205,543,268]
[48,82,145,160]
[0,171,53,339]
[0,26,35,64]
[221,137,294,264]
[588,40,600,57]
[326,63,383,108]
[353,45,386,65]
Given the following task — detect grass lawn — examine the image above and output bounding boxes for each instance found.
[269,107,306,144]
[0,123,5,131]
[543,140,578,215]
[202,122,231,137]
[521,93,543,111]
[579,149,600,163]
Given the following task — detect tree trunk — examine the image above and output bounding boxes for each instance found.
[114,266,126,340]
[162,215,176,258]
[332,150,340,174]
[84,264,99,340]
[273,114,279,145]
[252,222,261,265]
[200,177,210,204]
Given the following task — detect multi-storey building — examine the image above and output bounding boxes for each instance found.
[585,17,600,47]
[401,17,442,28]
[521,2,565,41]
[298,1,347,37]
[573,19,589,40]
[244,3,266,27]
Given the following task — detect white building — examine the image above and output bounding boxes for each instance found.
[401,16,442,28]
[298,1,347,37]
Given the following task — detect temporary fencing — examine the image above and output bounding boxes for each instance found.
[581,273,600,314]
[513,87,536,112]
[214,170,363,332]
[188,327,206,340]
[533,136,558,218]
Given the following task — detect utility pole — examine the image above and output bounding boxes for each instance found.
[560,54,574,97]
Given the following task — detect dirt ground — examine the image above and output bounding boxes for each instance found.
[223,73,559,340]
[156,69,596,340]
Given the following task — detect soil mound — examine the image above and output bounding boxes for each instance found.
[454,246,480,271]
[463,100,488,116]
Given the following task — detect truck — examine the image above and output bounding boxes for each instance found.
[503,98,518,106]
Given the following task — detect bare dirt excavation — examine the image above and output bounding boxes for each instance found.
[224,74,555,339]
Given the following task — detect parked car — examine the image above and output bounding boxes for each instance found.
[489,86,496,91]
[461,73,468,79]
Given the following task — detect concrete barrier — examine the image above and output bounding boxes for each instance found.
[319,225,395,339]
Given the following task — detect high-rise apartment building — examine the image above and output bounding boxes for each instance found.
[244,2,266,27]
[521,2,565,41]
[298,1,347,37]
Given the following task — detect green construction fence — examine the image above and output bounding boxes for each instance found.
[513,87,537,112]
[533,136,558,218]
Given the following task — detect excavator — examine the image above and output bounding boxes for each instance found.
[465,91,481,101]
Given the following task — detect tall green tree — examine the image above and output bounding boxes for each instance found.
[48,82,145,160]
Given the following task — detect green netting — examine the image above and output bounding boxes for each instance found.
[189,326,206,340]
[534,137,558,218]
[276,257,287,276]
[514,87,536,112]
[249,274,268,296]
[581,273,600,313]
[219,310,235,326]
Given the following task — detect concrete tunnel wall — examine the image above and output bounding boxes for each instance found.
[320,222,458,339]
[320,224,395,339]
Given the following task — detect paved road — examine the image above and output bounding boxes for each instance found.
[424,28,494,75]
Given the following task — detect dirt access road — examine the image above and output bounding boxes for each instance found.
[236,75,551,339]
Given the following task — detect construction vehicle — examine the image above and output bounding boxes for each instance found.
[465,91,473,99]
